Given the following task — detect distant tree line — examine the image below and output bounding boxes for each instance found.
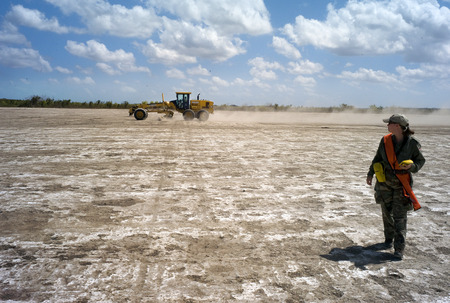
[0,96,130,109]
[0,96,441,114]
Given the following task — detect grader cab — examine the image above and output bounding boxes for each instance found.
[129,92,213,121]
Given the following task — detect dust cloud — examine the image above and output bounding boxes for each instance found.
[213,110,450,126]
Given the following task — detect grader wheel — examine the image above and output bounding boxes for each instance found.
[197,110,209,121]
[183,109,195,121]
[134,108,148,120]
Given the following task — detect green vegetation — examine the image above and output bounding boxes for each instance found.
[0,96,130,109]
[0,96,442,114]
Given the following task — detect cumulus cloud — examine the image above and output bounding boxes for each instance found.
[249,57,284,71]
[66,40,150,74]
[138,40,197,66]
[138,18,246,64]
[40,0,269,65]
[0,46,52,72]
[66,40,132,62]
[248,57,284,81]
[67,76,95,85]
[45,0,160,38]
[0,22,29,46]
[55,66,72,74]
[282,0,450,63]
[199,76,230,87]
[120,86,137,93]
[294,75,317,87]
[396,63,450,80]
[272,36,301,60]
[6,5,71,34]
[96,62,120,75]
[211,76,229,87]
[233,77,270,89]
[134,0,270,65]
[288,60,323,75]
[187,65,211,76]
[166,68,186,79]
[147,0,272,36]
[337,68,401,85]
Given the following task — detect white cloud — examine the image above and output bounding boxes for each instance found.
[288,60,323,75]
[283,0,450,63]
[0,46,52,72]
[272,36,301,60]
[396,63,450,79]
[67,76,95,85]
[274,84,295,94]
[116,61,150,74]
[147,0,272,36]
[45,0,160,38]
[166,68,185,79]
[249,57,284,71]
[0,22,29,46]
[138,18,246,64]
[121,86,137,93]
[211,76,229,87]
[337,68,401,85]
[233,77,270,89]
[43,0,262,65]
[290,66,320,90]
[66,40,132,62]
[55,66,72,74]
[139,40,197,65]
[66,40,150,74]
[187,65,211,76]
[76,65,93,75]
[250,68,277,81]
[248,57,284,81]
[294,75,316,87]
[96,62,120,75]
[198,75,229,87]
[6,5,71,34]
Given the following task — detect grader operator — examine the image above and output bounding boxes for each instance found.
[129,92,213,121]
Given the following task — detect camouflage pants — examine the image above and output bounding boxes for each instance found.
[375,182,412,253]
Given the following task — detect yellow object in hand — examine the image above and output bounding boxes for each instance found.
[373,162,386,182]
[399,159,413,166]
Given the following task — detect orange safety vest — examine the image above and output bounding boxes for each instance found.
[384,133,421,211]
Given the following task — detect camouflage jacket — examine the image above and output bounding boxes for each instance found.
[368,134,426,187]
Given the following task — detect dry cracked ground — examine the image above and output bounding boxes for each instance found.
[0,108,449,302]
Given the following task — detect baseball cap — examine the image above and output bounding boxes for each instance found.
[383,114,409,127]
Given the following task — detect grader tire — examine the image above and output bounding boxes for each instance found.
[183,109,195,121]
[134,108,148,120]
[197,110,209,121]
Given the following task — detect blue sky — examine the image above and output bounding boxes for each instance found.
[1,0,449,108]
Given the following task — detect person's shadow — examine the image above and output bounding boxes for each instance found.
[320,243,399,270]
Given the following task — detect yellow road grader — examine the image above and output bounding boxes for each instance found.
[129,92,214,121]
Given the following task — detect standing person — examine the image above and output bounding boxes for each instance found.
[366,114,425,260]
